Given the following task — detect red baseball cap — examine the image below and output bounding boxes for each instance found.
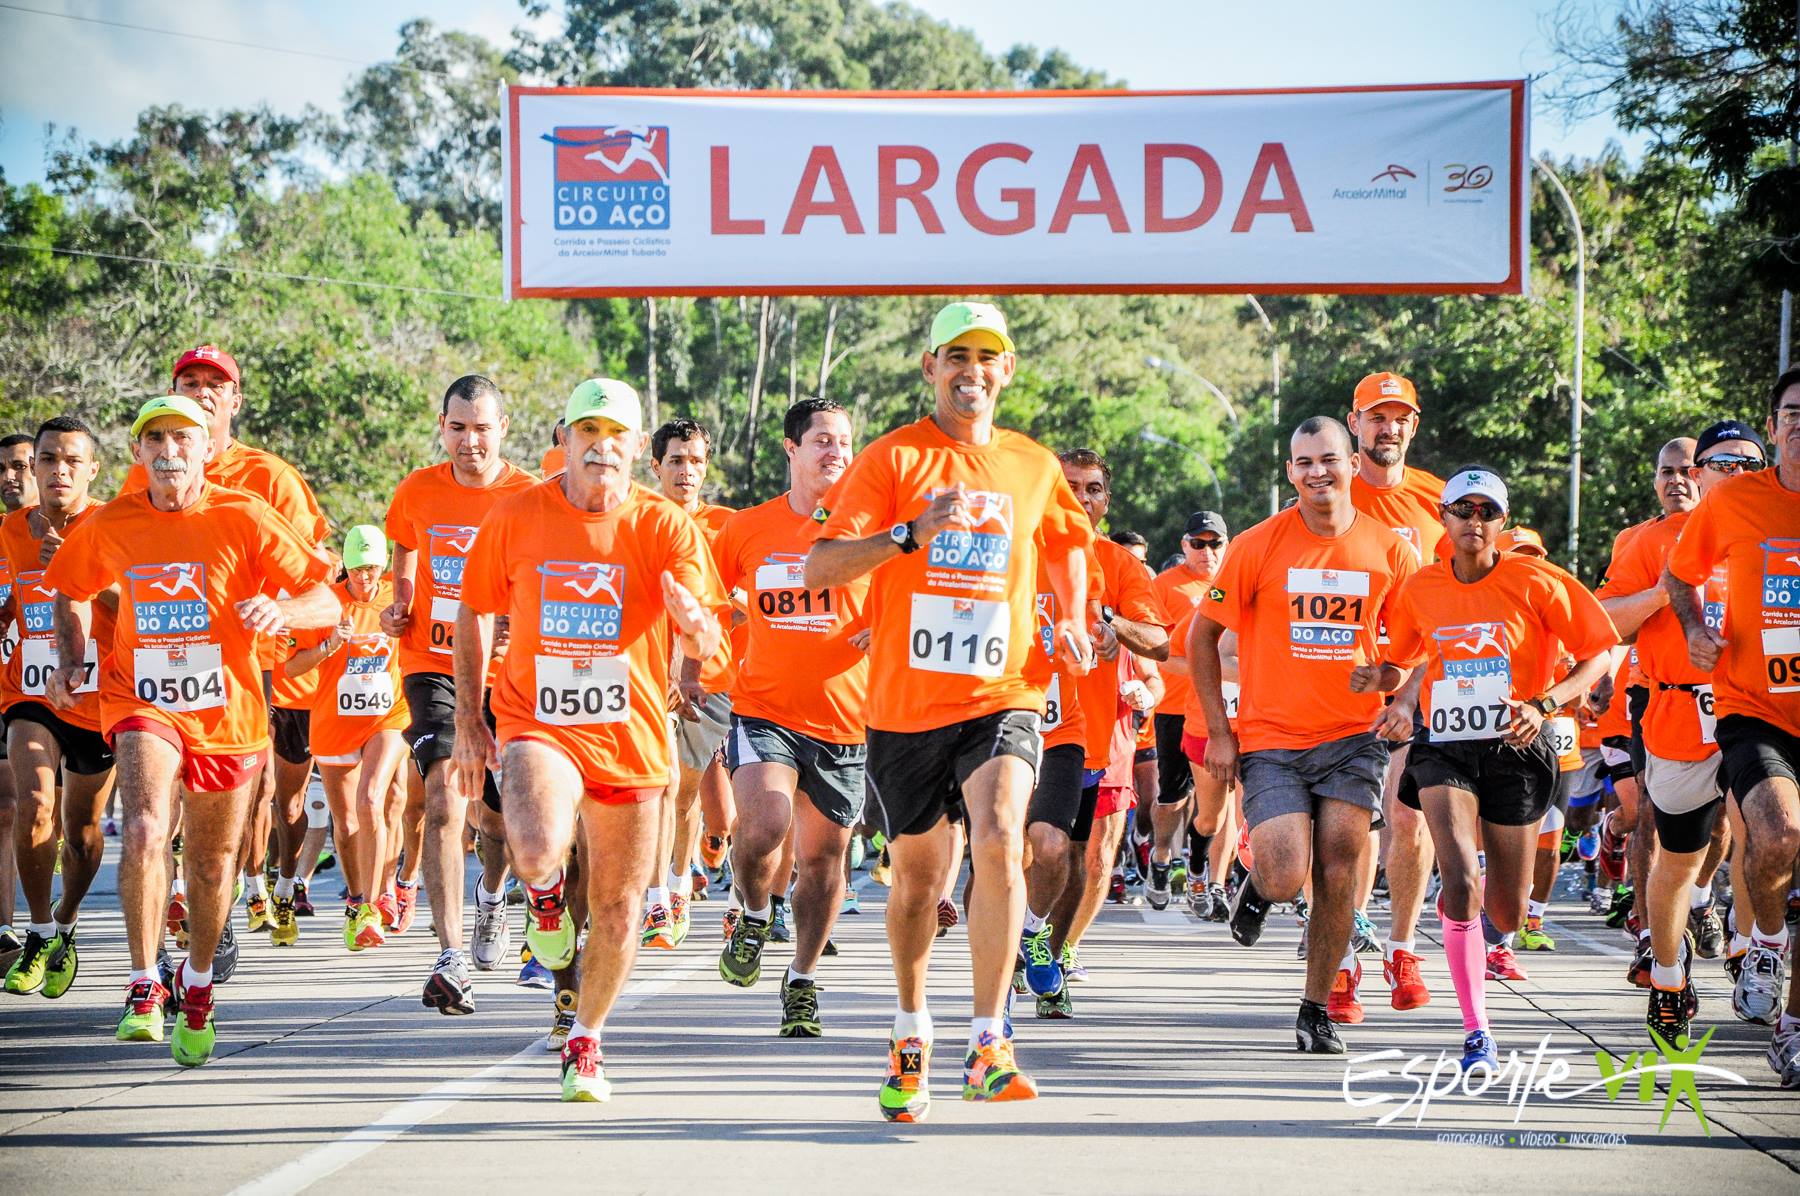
[1352,371,1419,413]
[171,344,240,385]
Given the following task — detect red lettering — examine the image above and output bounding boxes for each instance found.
[710,146,763,235]
[1231,143,1313,233]
[956,143,1034,236]
[1048,144,1128,234]
[1144,144,1222,233]
[878,146,944,235]
[782,146,865,235]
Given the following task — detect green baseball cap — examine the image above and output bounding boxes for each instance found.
[927,301,1014,353]
[130,394,209,438]
[563,378,643,433]
[342,524,388,570]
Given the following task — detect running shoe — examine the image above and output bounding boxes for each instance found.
[1107,871,1126,904]
[1229,877,1271,947]
[1204,882,1229,923]
[102,817,120,837]
[689,868,711,902]
[374,891,399,931]
[1146,862,1172,911]
[848,835,866,871]
[4,930,50,995]
[870,852,892,887]
[1626,939,1654,988]
[879,1036,931,1122]
[1768,1020,1800,1089]
[41,929,78,999]
[1169,858,1189,894]
[472,896,511,971]
[1187,876,1212,918]
[1060,943,1087,983]
[641,903,676,952]
[1604,885,1634,929]
[963,1030,1037,1102]
[1484,944,1527,981]
[1518,918,1556,952]
[392,883,418,936]
[168,895,189,948]
[516,950,553,990]
[525,880,575,968]
[0,927,21,974]
[1011,959,1028,996]
[293,879,315,916]
[1576,828,1599,862]
[170,969,216,1068]
[671,892,691,947]
[270,897,299,947]
[1587,886,1611,916]
[1295,1001,1343,1054]
[1295,916,1309,960]
[1035,987,1074,1019]
[1327,960,1364,1025]
[1460,1029,1498,1073]
[314,847,336,873]
[1689,903,1724,959]
[1732,945,1785,1025]
[1383,947,1432,1010]
[823,938,838,956]
[720,913,769,987]
[214,919,241,982]
[722,908,740,941]
[1726,943,1747,985]
[347,903,385,951]
[1646,981,1699,1049]
[779,975,822,1038]
[936,897,959,936]
[1020,924,1062,997]
[842,889,861,916]
[422,949,476,1015]
[116,978,169,1042]
[548,988,577,1051]
[560,1035,611,1102]
[246,894,273,933]
[1350,909,1382,955]
[700,833,728,870]
[768,902,792,944]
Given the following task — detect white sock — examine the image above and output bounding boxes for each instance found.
[1753,924,1791,952]
[526,869,563,898]
[1690,883,1712,909]
[128,968,155,986]
[728,890,744,913]
[568,1018,599,1043]
[183,961,214,989]
[786,965,814,985]
[29,921,54,939]
[1385,937,1414,961]
[1527,900,1547,920]
[646,885,670,910]
[55,920,74,938]
[1637,927,1651,943]
[968,1016,1003,1046]
[1022,907,1047,935]
[1339,945,1357,974]
[1730,931,1753,956]
[668,868,685,892]
[744,900,771,922]
[172,878,186,898]
[894,1005,931,1041]
[274,876,295,900]
[245,873,268,899]
[672,871,692,898]
[1649,960,1685,990]
[478,880,505,906]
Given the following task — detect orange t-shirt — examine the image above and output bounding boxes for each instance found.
[1150,562,1213,717]
[459,481,730,788]
[1,504,115,731]
[1598,514,1664,693]
[1025,553,1104,751]
[685,501,742,694]
[1078,536,1166,768]
[1171,602,1242,734]
[711,493,869,744]
[1595,512,1723,760]
[383,460,538,679]
[540,445,565,476]
[1385,554,1619,744]
[0,542,16,708]
[44,485,332,758]
[814,417,1093,734]
[288,578,410,757]
[1350,466,1451,565]
[1667,469,1800,738]
[1197,506,1417,752]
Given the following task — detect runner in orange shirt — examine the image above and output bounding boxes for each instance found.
[44,395,338,1067]
[807,301,1094,1119]
[382,374,537,1012]
[1600,424,1756,1044]
[2,418,114,1001]
[0,431,35,970]
[1345,370,1447,1012]
[453,378,727,1103]
[285,527,411,954]
[1191,417,1418,1052]
[1666,371,1800,1082]
[541,421,566,477]
[1369,467,1617,1072]
[712,399,869,1036]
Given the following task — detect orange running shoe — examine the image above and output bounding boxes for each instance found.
[374,891,399,930]
[879,1036,932,1122]
[1383,947,1432,1010]
[963,1031,1038,1102]
[700,834,728,870]
[1327,960,1365,1024]
[167,895,189,948]
[392,882,418,935]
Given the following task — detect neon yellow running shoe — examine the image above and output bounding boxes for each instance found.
[270,897,299,947]
[3,930,51,995]
[671,892,691,947]
[171,972,216,1068]
[879,1036,931,1122]
[246,894,273,933]
[525,880,576,968]
[560,1035,612,1102]
[115,978,169,1042]
[41,929,78,999]
[1519,918,1556,952]
[963,1031,1038,1102]
[345,904,385,952]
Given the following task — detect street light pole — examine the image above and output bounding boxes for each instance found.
[1534,157,1586,564]
[1243,296,1282,516]
[1143,355,1240,425]
[1140,429,1225,507]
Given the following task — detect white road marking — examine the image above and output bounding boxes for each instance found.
[1544,918,1635,960]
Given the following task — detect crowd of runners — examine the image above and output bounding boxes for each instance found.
[2,304,1799,1115]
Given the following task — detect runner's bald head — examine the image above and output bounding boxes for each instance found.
[1290,416,1353,460]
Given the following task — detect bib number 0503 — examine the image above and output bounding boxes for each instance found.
[535,655,629,726]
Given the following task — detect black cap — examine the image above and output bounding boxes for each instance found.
[1183,511,1227,538]
[1695,419,1766,460]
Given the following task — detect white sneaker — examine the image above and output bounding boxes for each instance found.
[1768,1023,1800,1089]
[472,898,511,972]
[1732,945,1785,1026]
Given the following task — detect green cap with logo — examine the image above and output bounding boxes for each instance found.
[563,378,643,433]
[342,524,388,570]
[928,301,1015,353]
[130,394,209,438]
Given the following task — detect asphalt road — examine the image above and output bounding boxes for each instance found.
[2,854,1797,1195]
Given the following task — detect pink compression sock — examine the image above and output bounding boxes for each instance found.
[1440,912,1487,1033]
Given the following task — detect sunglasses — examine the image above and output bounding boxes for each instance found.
[1442,500,1505,522]
[1186,535,1225,549]
[1687,454,1764,476]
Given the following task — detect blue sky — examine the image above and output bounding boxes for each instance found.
[0,0,1635,186]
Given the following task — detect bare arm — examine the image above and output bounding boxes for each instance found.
[1600,585,1668,640]
[47,592,93,710]
[1108,613,1169,661]
[450,602,498,802]
[283,626,346,678]
[382,545,417,636]
[1662,563,1726,671]
[1046,547,1094,675]
[805,533,902,592]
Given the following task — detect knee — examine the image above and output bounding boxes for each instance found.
[1027,822,1068,863]
[507,829,562,882]
[121,811,167,858]
[970,824,1023,875]
[1437,873,1481,919]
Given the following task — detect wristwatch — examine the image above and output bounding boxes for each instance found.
[1100,605,1117,625]
[890,521,920,554]
[1528,694,1558,716]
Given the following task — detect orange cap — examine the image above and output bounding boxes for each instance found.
[1352,371,1419,413]
[1499,527,1547,557]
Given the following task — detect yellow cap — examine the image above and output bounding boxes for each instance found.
[928,301,1014,353]
[342,525,388,570]
[130,395,208,438]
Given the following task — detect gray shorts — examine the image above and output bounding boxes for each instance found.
[725,715,866,828]
[676,690,733,771]
[1240,731,1390,831]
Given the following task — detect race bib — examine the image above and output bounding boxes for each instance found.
[428,595,461,655]
[1043,673,1063,729]
[133,643,226,713]
[336,641,395,715]
[1545,715,1579,765]
[20,637,98,697]
[908,594,1007,678]
[1221,680,1241,721]
[1762,625,1800,694]
[1284,568,1369,661]
[754,557,835,629]
[1429,674,1511,742]
[1695,683,1717,746]
[534,654,629,726]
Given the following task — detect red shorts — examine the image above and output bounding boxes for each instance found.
[508,733,664,805]
[1095,783,1135,819]
[110,717,269,794]
[1181,732,1208,766]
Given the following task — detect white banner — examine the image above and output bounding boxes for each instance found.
[503,83,1527,298]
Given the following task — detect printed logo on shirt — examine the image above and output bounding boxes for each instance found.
[538,561,626,641]
[1436,621,1512,679]
[428,524,480,588]
[925,489,1014,577]
[126,562,210,635]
